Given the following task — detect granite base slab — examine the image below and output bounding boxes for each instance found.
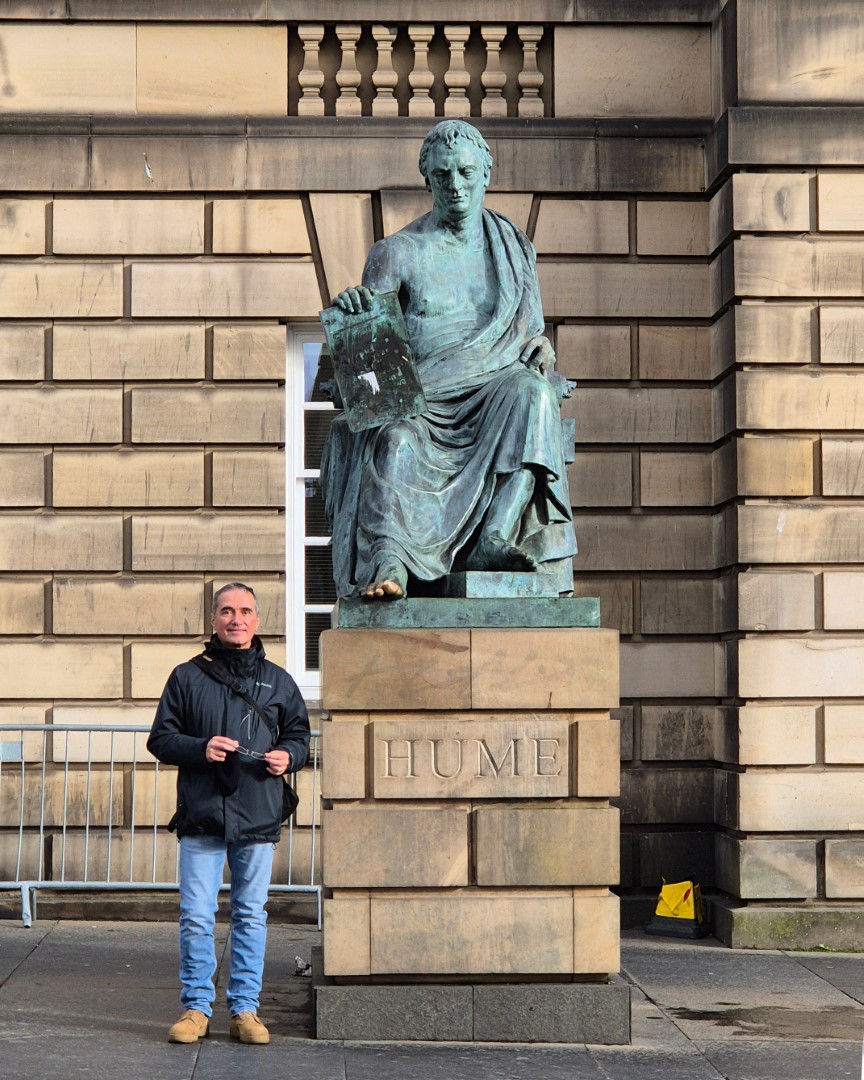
[332,595,600,629]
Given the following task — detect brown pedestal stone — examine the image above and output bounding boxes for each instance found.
[315,599,628,1043]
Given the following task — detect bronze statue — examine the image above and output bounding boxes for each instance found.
[321,120,576,601]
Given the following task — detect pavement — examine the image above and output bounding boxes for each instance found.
[2,920,864,1080]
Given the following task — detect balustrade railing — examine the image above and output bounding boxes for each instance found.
[292,24,550,118]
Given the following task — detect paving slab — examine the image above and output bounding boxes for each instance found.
[699,1038,864,1080]
[587,1047,726,1079]
[195,1038,347,1080]
[342,1042,606,1080]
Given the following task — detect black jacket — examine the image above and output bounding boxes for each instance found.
[147,635,310,843]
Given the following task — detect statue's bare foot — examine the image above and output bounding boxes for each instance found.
[467,534,538,573]
[360,562,407,601]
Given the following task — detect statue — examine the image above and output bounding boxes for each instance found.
[320,120,577,601]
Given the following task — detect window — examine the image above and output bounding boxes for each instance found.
[286,326,336,699]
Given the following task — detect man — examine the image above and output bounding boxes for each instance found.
[148,583,310,1045]
[321,119,576,601]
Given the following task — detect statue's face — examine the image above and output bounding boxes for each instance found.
[425,139,490,226]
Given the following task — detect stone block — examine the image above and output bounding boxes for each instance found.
[0,704,47,762]
[483,194,533,233]
[473,804,618,886]
[638,830,716,888]
[824,572,864,629]
[0,262,122,318]
[53,199,204,255]
[320,629,471,711]
[576,715,620,797]
[0,832,42,881]
[738,703,817,765]
[473,981,630,1045]
[0,198,46,254]
[737,436,815,496]
[739,370,864,429]
[380,190,432,236]
[637,200,710,256]
[370,716,570,800]
[212,324,286,379]
[0,451,44,506]
[131,260,320,318]
[0,24,135,112]
[640,578,715,635]
[53,576,203,637]
[824,704,864,764]
[130,641,207,700]
[640,451,713,507]
[0,767,122,827]
[820,305,864,364]
[292,767,319,830]
[53,450,204,508]
[740,637,864,697]
[736,237,864,298]
[323,804,469,888]
[0,577,44,635]
[309,193,374,299]
[574,513,719,571]
[638,325,712,381]
[738,571,816,631]
[618,767,715,826]
[471,628,619,710]
[641,705,734,763]
[131,387,283,444]
[620,642,725,698]
[212,450,284,506]
[51,704,154,765]
[213,199,309,255]
[554,25,710,118]
[0,515,122,571]
[823,439,864,496]
[136,25,287,114]
[534,200,628,255]
[323,892,371,976]
[598,137,705,193]
[0,641,121,698]
[733,172,813,231]
[0,323,46,379]
[272,825,320,886]
[565,387,712,444]
[320,720,366,799]
[369,889,576,975]
[734,302,815,364]
[737,1,864,104]
[315,983,474,1042]
[555,324,631,381]
[0,388,119,444]
[333,596,599,631]
[53,323,205,380]
[826,840,864,898]
[738,771,864,832]
[573,890,620,975]
[716,835,818,900]
[91,137,246,192]
[130,513,285,571]
[0,135,87,192]
[50,830,178,883]
[820,173,864,230]
[129,766,177,827]
[571,578,634,634]
[740,504,864,564]
[538,262,714,319]
[569,452,632,507]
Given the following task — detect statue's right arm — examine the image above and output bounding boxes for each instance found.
[331,236,407,314]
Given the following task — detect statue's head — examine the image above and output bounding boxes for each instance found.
[418,120,493,187]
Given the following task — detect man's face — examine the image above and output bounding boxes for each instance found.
[426,139,490,226]
[211,588,260,650]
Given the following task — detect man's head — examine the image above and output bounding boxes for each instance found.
[419,121,492,226]
[211,583,260,649]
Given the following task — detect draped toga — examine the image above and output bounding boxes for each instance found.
[320,210,577,599]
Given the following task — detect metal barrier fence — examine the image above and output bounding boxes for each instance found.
[0,724,321,929]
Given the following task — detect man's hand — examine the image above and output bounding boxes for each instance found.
[519,336,555,372]
[263,749,291,777]
[206,735,239,762]
[333,285,376,314]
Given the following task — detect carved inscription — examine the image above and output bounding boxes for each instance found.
[372,719,571,798]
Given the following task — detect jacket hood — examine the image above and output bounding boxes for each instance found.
[204,633,266,675]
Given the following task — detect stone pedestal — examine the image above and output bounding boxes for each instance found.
[316,594,627,1043]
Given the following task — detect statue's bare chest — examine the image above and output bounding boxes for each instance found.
[405,238,496,320]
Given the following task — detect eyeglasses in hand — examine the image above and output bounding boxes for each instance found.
[236,746,266,760]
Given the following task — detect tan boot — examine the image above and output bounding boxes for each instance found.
[168,1008,209,1043]
[229,1011,270,1044]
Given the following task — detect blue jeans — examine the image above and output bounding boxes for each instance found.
[178,836,275,1017]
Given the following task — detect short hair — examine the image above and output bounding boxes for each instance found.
[211,582,259,616]
[418,120,493,181]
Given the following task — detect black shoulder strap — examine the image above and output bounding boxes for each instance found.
[191,654,278,738]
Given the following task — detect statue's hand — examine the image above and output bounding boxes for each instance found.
[519,336,555,373]
[333,286,376,314]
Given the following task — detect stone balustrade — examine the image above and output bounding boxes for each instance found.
[294,24,548,117]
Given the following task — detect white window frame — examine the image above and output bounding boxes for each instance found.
[285,324,333,701]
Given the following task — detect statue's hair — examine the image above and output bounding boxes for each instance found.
[418,120,493,180]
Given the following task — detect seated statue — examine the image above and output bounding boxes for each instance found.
[321,119,577,601]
